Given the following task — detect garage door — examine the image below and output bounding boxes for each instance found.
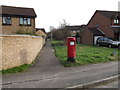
[94,36,103,45]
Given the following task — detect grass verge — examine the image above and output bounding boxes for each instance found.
[1,64,33,74]
[51,40,119,67]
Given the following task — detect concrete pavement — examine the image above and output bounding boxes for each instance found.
[67,75,119,89]
[94,79,119,88]
[2,40,119,88]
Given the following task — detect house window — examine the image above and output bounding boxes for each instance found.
[2,17,11,25]
[114,19,119,25]
[24,18,27,25]
[19,17,31,26]
[20,18,23,25]
[27,18,31,25]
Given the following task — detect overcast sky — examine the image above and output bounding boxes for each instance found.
[1,0,120,32]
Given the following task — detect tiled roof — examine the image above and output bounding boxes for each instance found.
[88,27,104,36]
[65,26,82,31]
[36,28,46,33]
[97,10,120,19]
[87,10,120,25]
[0,5,37,18]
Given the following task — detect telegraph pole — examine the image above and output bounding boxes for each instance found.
[51,30,52,41]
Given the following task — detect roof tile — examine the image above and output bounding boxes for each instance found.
[0,5,37,18]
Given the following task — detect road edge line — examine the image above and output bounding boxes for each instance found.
[66,75,119,89]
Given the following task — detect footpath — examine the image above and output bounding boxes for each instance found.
[2,40,119,88]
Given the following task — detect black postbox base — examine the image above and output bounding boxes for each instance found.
[67,57,76,62]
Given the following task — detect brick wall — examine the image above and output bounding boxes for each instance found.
[82,28,93,45]
[0,35,45,70]
[88,12,114,38]
[0,17,35,34]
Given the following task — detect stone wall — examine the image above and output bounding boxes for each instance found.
[1,35,45,70]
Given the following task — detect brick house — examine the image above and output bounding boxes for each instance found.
[0,5,37,34]
[36,28,47,37]
[81,10,120,45]
[65,26,82,43]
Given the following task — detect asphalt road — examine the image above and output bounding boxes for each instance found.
[2,62,118,88]
[2,40,119,88]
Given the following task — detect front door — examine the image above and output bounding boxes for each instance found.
[114,33,119,41]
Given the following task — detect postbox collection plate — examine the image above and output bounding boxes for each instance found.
[70,42,74,45]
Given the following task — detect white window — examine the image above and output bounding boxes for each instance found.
[20,18,23,24]
[114,19,119,24]
[27,18,31,25]
[23,18,27,25]
[19,17,31,25]
[2,17,11,25]
[117,19,119,24]
[3,17,6,24]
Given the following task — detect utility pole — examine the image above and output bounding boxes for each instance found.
[51,30,52,41]
[50,26,54,41]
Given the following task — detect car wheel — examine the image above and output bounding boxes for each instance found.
[108,45,112,48]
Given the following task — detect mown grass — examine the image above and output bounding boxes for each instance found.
[1,64,33,74]
[51,40,119,67]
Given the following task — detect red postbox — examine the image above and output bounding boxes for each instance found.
[67,37,76,62]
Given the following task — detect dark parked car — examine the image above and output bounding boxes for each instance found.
[96,37,120,48]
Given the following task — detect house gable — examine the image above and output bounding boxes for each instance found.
[87,10,120,39]
[87,10,120,27]
[35,28,46,37]
[81,10,120,45]
[65,26,82,37]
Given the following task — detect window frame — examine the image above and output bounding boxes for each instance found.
[27,18,31,25]
[19,17,31,26]
[113,19,119,25]
[2,16,12,25]
[20,17,23,25]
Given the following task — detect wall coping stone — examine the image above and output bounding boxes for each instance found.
[0,34,43,39]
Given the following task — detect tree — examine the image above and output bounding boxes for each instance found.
[58,19,70,39]
[58,19,70,29]
[49,26,56,40]
[49,19,70,43]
